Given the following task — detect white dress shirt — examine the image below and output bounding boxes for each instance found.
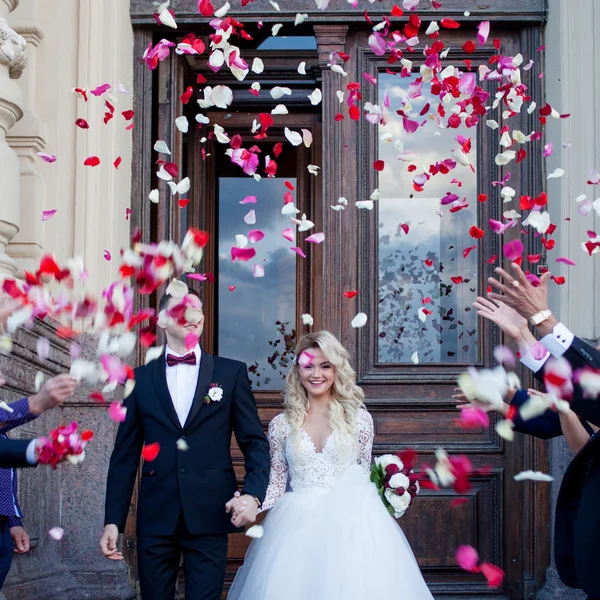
[165,345,201,427]
[520,322,575,373]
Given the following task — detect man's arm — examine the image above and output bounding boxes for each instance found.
[231,363,270,504]
[104,390,144,532]
[510,388,563,440]
[0,438,37,469]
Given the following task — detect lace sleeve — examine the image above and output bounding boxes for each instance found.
[357,409,374,473]
[259,414,289,512]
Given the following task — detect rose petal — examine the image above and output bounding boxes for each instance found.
[456,545,480,573]
[351,312,367,328]
[305,232,325,243]
[48,527,64,541]
[42,209,58,221]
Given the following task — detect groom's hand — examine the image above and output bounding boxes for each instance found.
[100,524,123,560]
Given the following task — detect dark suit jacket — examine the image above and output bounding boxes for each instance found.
[104,351,270,537]
[519,335,600,595]
[0,438,34,469]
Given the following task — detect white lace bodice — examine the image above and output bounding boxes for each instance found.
[261,409,374,511]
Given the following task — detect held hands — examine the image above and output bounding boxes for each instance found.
[225,492,258,527]
[29,374,77,416]
[99,524,123,560]
[10,526,30,554]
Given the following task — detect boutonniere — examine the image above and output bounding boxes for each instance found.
[204,383,223,404]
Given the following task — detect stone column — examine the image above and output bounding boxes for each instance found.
[7,0,46,276]
[0,0,26,278]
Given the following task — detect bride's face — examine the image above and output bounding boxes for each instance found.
[298,347,335,400]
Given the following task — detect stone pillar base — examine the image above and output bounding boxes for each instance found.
[2,566,136,600]
[537,567,587,600]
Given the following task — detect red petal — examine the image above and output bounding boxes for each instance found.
[114,156,122,169]
[81,430,94,442]
[469,226,484,239]
[181,86,194,105]
[391,4,404,16]
[373,160,385,172]
[480,563,505,588]
[349,105,360,121]
[178,198,190,208]
[84,156,100,167]
[450,276,463,284]
[478,193,487,203]
[344,290,359,299]
[462,40,476,53]
[142,442,161,462]
[440,18,460,29]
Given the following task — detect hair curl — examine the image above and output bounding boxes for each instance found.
[284,331,365,457]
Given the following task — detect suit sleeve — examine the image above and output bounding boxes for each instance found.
[104,389,144,532]
[510,389,563,440]
[232,363,270,502]
[0,398,37,434]
[0,438,36,469]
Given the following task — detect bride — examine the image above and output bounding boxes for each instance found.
[228,331,434,600]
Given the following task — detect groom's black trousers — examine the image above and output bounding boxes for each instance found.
[138,511,228,600]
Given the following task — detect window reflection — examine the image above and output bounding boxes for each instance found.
[377,73,479,365]
[217,156,297,389]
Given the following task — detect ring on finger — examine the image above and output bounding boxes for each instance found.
[511,280,520,288]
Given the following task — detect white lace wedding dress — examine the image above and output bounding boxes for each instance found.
[228,409,434,600]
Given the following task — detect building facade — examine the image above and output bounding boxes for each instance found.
[0,0,595,598]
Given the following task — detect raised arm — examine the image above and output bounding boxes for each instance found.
[357,409,374,473]
[260,415,289,512]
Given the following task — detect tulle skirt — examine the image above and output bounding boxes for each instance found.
[228,465,434,600]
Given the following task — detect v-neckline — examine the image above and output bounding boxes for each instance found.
[301,428,333,455]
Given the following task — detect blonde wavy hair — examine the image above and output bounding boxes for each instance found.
[284,331,365,456]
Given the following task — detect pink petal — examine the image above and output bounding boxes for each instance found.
[403,117,419,134]
[556,256,576,266]
[108,401,127,423]
[441,192,459,206]
[37,152,57,163]
[42,209,57,221]
[363,72,377,85]
[48,527,64,541]
[494,345,516,367]
[458,406,490,429]
[240,195,257,204]
[480,563,505,588]
[231,247,256,262]
[91,83,111,96]
[248,229,265,243]
[456,545,480,573]
[103,250,111,261]
[503,239,524,261]
[458,72,476,96]
[252,264,265,278]
[290,247,306,258]
[185,332,199,350]
[477,21,490,46]
[186,273,208,281]
[297,351,314,367]
[531,342,548,361]
[368,32,387,56]
[305,232,325,244]
[282,228,295,242]
[543,142,553,157]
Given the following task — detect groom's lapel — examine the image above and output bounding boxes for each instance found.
[151,355,182,430]
[184,350,214,429]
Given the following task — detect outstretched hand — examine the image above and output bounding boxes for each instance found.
[472,297,529,341]
[452,388,511,416]
[487,262,551,321]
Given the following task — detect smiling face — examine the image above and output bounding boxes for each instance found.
[159,294,205,350]
[298,347,335,402]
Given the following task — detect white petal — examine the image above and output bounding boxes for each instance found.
[270,86,292,100]
[495,419,515,441]
[211,85,233,109]
[244,210,256,224]
[270,0,281,10]
[195,113,210,125]
[295,13,308,25]
[547,168,565,180]
[418,307,428,323]
[356,200,374,210]
[302,313,314,326]
[145,345,165,365]
[297,61,306,75]
[148,189,160,205]
[495,150,516,166]
[336,90,344,104]
[251,57,264,74]
[177,438,189,451]
[307,164,320,175]
[235,234,249,248]
[370,188,380,201]
[209,49,225,70]
[486,119,499,130]
[166,279,189,298]
[175,116,189,133]
[157,166,172,182]
[159,8,177,28]
[308,89,322,105]
[272,23,283,36]
[527,101,537,114]
[523,210,550,234]
[425,21,439,35]
[271,104,288,115]
[351,312,368,328]
[252,264,265,278]
[499,131,512,147]
[246,525,264,539]
[330,64,347,77]
[177,177,191,195]
[154,140,171,154]
[48,527,64,541]
[411,351,419,365]
[284,127,303,146]
[514,470,554,482]
[282,204,300,215]
[35,371,45,393]
[214,1,230,17]
[302,129,313,148]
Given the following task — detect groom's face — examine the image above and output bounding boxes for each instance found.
[162,294,205,346]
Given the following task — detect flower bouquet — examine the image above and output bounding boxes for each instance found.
[36,422,93,469]
[370,453,420,518]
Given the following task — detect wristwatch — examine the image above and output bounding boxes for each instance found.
[252,496,261,509]
[529,309,552,326]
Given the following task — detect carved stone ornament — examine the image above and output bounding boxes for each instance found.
[0,18,27,79]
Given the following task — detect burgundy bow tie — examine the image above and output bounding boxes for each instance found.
[166,352,197,367]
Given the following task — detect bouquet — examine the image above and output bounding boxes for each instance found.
[36,422,93,469]
[370,452,420,518]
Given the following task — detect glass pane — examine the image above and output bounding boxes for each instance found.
[217,151,297,389]
[377,72,479,365]
[257,36,317,51]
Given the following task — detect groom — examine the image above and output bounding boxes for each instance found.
[100,291,270,599]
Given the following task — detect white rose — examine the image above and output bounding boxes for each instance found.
[388,473,410,491]
[384,489,411,517]
[375,454,404,472]
[66,450,85,465]
[208,387,223,402]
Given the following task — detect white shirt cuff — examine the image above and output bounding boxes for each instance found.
[540,322,575,357]
[26,439,38,465]
[520,350,550,373]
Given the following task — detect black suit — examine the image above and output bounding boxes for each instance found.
[105,351,270,599]
[518,336,600,597]
[0,438,35,469]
